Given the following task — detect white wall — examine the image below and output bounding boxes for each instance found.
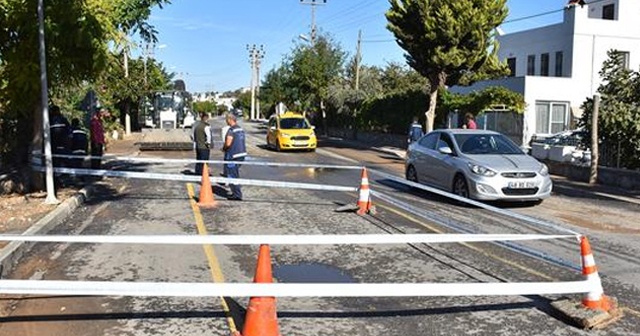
[452,0,640,144]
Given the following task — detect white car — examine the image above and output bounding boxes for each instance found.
[405,129,552,203]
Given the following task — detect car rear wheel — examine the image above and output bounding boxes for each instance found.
[453,175,469,198]
[406,165,418,183]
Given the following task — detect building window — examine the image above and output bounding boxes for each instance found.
[535,101,569,134]
[602,4,615,20]
[527,55,535,75]
[615,51,630,70]
[507,57,516,77]
[555,51,563,77]
[540,53,549,76]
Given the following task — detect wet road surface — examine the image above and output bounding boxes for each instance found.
[1,117,639,335]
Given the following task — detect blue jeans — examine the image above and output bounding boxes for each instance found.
[225,160,243,199]
[195,148,210,175]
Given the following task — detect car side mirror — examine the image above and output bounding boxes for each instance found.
[311,125,316,130]
[438,146,453,155]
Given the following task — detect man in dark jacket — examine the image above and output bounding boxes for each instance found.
[222,113,247,201]
[49,105,71,167]
[193,113,212,176]
[69,118,89,169]
[408,116,423,145]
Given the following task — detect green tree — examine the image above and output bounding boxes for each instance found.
[288,34,347,118]
[579,50,640,169]
[0,0,169,189]
[193,100,216,115]
[260,64,295,112]
[386,0,509,132]
[233,90,252,114]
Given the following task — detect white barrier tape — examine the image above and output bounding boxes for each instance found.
[0,279,596,297]
[32,166,357,192]
[0,234,576,245]
[371,190,582,272]
[370,171,581,236]
[34,153,364,170]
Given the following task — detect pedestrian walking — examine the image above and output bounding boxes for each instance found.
[463,113,477,130]
[69,118,89,169]
[90,109,107,169]
[193,112,212,176]
[222,113,247,201]
[49,105,71,168]
[408,116,424,145]
[220,123,230,177]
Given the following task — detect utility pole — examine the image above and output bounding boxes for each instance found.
[38,0,58,204]
[124,47,131,136]
[355,30,362,91]
[300,0,327,45]
[247,44,265,120]
[353,30,362,140]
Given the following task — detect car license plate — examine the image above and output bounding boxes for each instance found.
[508,181,536,189]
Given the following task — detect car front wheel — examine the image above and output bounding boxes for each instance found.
[406,165,418,183]
[453,175,469,198]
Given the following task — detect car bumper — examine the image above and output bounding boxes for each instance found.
[466,174,553,201]
[278,138,317,150]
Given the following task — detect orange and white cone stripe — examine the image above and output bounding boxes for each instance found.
[581,236,611,311]
[357,168,371,215]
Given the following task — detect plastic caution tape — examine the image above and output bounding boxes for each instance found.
[31,166,357,192]
[34,153,364,170]
[0,234,575,245]
[0,279,597,297]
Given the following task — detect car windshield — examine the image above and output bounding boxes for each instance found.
[280,118,309,130]
[454,133,523,155]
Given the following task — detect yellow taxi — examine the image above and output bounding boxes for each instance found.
[266,111,317,151]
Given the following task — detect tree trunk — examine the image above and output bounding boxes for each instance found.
[425,73,445,133]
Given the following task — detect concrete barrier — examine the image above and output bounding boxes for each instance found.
[545,161,640,191]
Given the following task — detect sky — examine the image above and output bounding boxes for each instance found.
[141,0,571,93]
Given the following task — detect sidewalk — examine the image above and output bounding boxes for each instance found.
[0,134,141,276]
[319,135,640,207]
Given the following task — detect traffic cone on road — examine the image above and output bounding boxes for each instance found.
[197,163,217,208]
[242,244,281,336]
[356,168,372,215]
[581,236,612,311]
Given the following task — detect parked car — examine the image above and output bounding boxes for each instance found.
[405,129,552,202]
[266,111,317,151]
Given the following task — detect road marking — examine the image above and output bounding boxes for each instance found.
[375,202,558,282]
[623,307,640,318]
[186,183,239,334]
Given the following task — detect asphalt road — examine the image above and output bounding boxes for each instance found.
[1,116,639,336]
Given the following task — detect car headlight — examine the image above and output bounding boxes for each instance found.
[539,164,549,176]
[468,163,497,177]
[280,133,291,138]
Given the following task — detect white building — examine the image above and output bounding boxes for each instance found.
[451,0,640,145]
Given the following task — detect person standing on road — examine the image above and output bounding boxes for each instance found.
[69,118,89,169]
[90,109,107,169]
[193,112,212,176]
[222,113,246,201]
[49,105,71,168]
[463,113,477,130]
[408,116,423,145]
[220,123,230,178]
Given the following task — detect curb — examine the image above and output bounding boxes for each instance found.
[0,185,93,277]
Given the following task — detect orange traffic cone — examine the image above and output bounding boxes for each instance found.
[242,244,281,336]
[581,236,612,311]
[356,168,372,215]
[197,163,216,208]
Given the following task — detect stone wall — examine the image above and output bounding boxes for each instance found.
[545,161,640,191]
